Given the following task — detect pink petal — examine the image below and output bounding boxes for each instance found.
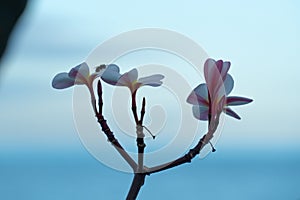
[219,61,230,81]
[192,105,209,121]
[204,59,223,99]
[226,96,253,106]
[215,60,224,73]
[215,60,231,81]
[223,107,241,120]
[215,74,234,101]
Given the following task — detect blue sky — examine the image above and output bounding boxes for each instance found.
[0,0,300,199]
[1,0,299,149]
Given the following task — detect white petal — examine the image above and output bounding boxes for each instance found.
[192,105,209,121]
[118,68,138,86]
[193,83,209,100]
[52,73,75,89]
[69,62,90,79]
[186,84,209,106]
[138,74,164,87]
[101,71,121,85]
[127,68,138,82]
[224,74,234,95]
[106,64,120,73]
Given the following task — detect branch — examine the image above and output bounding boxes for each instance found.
[93,80,221,198]
[126,113,220,199]
[137,97,146,172]
[127,96,147,199]
[147,114,220,174]
[92,81,137,171]
[126,173,146,200]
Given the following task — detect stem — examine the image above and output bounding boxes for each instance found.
[131,91,139,124]
[126,173,146,200]
[136,125,145,173]
[126,96,147,199]
[91,81,222,199]
[97,80,103,115]
[137,97,146,172]
[147,113,220,174]
[140,97,146,123]
[92,81,137,171]
[96,116,137,170]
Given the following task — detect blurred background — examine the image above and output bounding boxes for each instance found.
[0,0,299,199]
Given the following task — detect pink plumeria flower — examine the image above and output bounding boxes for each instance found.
[52,62,104,91]
[101,64,164,93]
[187,58,253,120]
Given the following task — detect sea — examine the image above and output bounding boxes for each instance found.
[1,146,299,200]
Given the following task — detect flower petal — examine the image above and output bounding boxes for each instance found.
[101,65,122,85]
[226,96,253,106]
[118,68,138,86]
[204,58,223,98]
[186,84,209,106]
[193,83,209,100]
[223,74,234,95]
[223,107,241,120]
[215,60,224,77]
[216,60,230,81]
[192,105,209,121]
[138,74,164,87]
[106,64,120,73]
[52,72,75,89]
[69,62,90,79]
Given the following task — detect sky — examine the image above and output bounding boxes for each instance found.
[0,0,299,199]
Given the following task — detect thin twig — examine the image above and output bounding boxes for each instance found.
[92,81,137,171]
[92,80,221,199]
[147,113,220,174]
[97,81,103,115]
[131,91,139,124]
[126,96,147,199]
[140,97,146,123]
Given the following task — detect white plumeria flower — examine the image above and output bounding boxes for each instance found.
[52,62,104,91]
[101,64,164,93]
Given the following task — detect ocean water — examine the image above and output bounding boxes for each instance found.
[0,147,299,200]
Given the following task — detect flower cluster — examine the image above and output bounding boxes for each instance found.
[52,59,252,121]
[52,63,164,94]
[101,64,164,93]
[187,59,253,120]
[52,62,103,92]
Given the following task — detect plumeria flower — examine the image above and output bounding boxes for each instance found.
[101,64,164,93]
[187,58,253,120]
[52,62,105,91]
